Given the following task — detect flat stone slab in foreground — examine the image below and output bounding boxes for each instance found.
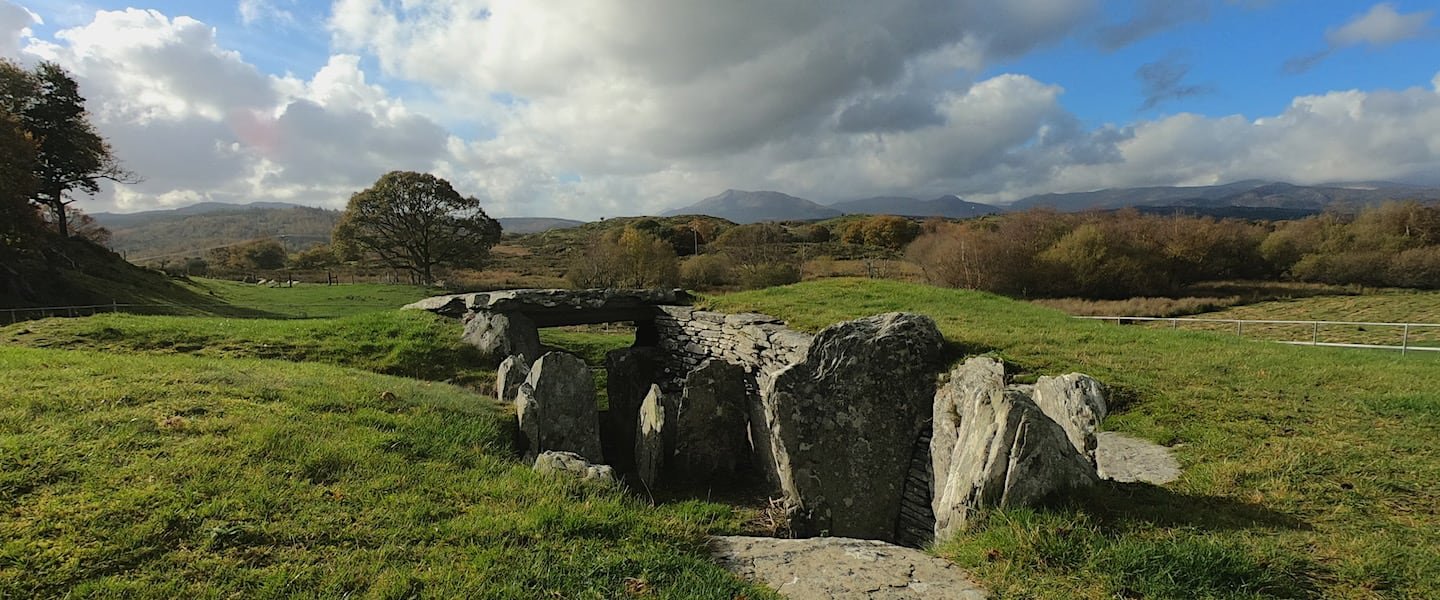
[711,536,988,599]
[1095,432,1182,485]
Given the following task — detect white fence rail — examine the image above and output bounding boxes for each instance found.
[1079,315,1440,354]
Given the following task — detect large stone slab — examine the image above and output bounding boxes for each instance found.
[635,384,670,490]
[604,347,661,471]
[1096,432,1182,484]
[405,288,694,327]
[674,359,751,480]
[931,358,1099,541]
[462,311,541,363]
[1033,373,1108,466]
[711,536,988,600]
[515,352,604,463]
[495,355,530,405]
[533,451,616,484]
[759,312,946,541]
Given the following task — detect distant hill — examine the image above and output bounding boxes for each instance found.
[92,204,338,262]
[1008,180,1440,212]
[663,190,843,223]
[830,194,999,218]
[497,217,586,235]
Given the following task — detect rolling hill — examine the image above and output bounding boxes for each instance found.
[663,189,843,223]
[831,194,999,218]
[93,204,339,262]
[1008,180,1440,212]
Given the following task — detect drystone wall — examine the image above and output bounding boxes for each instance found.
[651,306,813,394]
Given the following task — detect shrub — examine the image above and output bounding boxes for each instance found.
[680,254,735,289]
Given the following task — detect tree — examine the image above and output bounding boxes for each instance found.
[333,171,502,285]
[565,226,679,288]
[0,59,136,237]
[0,110,38,241]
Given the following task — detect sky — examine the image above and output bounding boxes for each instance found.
[1,1,1439,219]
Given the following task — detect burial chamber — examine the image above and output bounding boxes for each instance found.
[405,288,1109,547]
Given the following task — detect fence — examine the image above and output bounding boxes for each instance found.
[1079,316,1440,355]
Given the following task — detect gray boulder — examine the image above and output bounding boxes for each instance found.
[533,451,616,484]
[462,311,541,364]
[1032,373,1108,466]
[515,352,604,463]
[635,384,670,489]
[495,355,530,405]
[760,312,946,541]
[674,360,751,480]
[931,359,1098,541]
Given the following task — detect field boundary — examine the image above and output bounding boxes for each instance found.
[1080,315,1440,354]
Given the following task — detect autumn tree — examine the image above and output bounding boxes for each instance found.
[0,59,136,237]
[565,226,679,288]
[0,110,38,241]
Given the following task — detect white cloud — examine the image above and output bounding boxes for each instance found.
[1328,2,1434,47]
[0,0,39,58]
[238,0,294,27]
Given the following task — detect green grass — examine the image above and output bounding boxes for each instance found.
[708,278,1440,599]
[0,347,772,599]
[539,326,637,410]
[175,278,439,318]
[1,311,490,386]
[1184,291,1440,349]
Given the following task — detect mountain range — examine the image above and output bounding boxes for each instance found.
[663,189,1001,223]
[1008,180,1440,212]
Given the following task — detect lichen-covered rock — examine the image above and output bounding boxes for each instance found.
[931,359,1098,541]
[759,312,946,541]
[1032,373,1108,466]
[515,352,604,463]
[634,384,670,489]
[604,347,661,470]
[495,355,530,405]
[674,360,750,480]
[533,451,616,484]
[931,357,1007,508]
[711,536,989,599]
[462,311,541,364]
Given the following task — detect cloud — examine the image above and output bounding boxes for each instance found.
[1136,52,1213,111]
[1096,0,1209,51]
[18,8,456,211]
[0,0,39,58]
[1286,2,1435,73]
[238,0,295,27]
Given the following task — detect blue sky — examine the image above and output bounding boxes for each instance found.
[2,1,1439,218]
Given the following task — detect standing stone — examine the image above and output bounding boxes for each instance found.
[931,357,1007,509]
[635,384,670,489]
[533,450,616,484]
[495,355,530,405]
[931,360,1099,541]
[515,352,604,463]
[604,347,661,471]
[462,311,541,364]
[759,312,946,542]
[675,360,751,480]
[1032,373,1108,467]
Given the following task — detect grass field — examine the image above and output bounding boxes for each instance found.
[709,279,1440,599]
[175,278,439,318]
[1170,291,1440,350]
[0,348,770,598]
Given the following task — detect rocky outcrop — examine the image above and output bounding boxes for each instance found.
[711,536,989,600]
[760,312,947,541]
[495,355,530,405]
[515,352,604,462]
[931,358,1099,540]
[533,451,616,484]
[674,359,751,480]
[1033,374,1108,466]
[462,311,541,363]
[634,384,669,490]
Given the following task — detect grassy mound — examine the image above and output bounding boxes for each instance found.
[1,311,488,385]
[0,347,769,598]
[710,279,1440,598]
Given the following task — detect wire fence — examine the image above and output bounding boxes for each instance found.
[1079,315,1440,355]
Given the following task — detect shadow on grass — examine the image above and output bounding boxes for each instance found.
[1060,480,1311,533]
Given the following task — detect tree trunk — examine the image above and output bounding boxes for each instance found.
[48,195,68,238]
